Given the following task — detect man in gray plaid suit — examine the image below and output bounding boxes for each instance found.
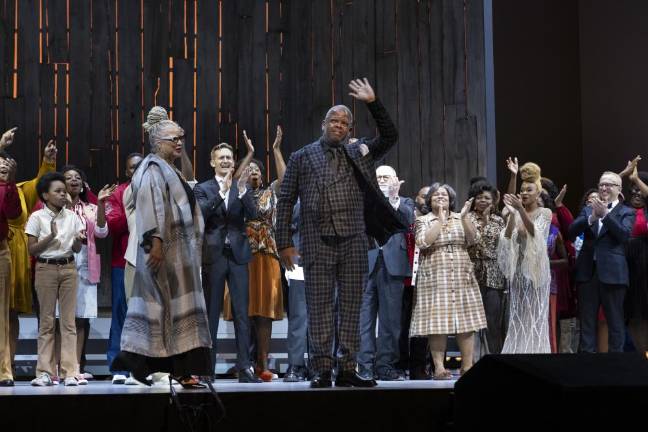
[275,78,405,388]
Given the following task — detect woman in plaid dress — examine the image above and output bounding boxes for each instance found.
[410,183,487,379]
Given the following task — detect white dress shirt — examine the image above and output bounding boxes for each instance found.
[25,206,85,259]
[215,175,247,209]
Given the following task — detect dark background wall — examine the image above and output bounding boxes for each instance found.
[492,0,583,210]
[0,0,490,201]
[493,0,648,210]
[579,0,648,189]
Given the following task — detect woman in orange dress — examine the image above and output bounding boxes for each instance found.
[224,126,286,381]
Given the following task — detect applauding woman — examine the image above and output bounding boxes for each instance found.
[498,162,552,354]
[409,183,486,379]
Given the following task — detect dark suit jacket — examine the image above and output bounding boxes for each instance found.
[367,196,415,278]
[193,178,257,265]
[275,99,407,265]
[568,202,635,286]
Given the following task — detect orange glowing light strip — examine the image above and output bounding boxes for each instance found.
[13,0,18,98]
[168,57,174,119]
[193,0,197,175]
[217,0,222,124]
[183,0,188,59]
[65,64,69,162]
[140,0,145,151]
[39,0,43,63]
[265,1,270,182]
[115,0,120,176]
[53,64,58,135]
[66,0,70,48]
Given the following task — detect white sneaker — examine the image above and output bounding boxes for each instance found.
[81,372,94,380]
[31,373,54,386]
[112,374,127,384]
[76,375,88,385]
[124,375,139,386]
[64,377,79,386]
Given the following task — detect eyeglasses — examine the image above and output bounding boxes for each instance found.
[598,182,621,189]
[161,135,185,144]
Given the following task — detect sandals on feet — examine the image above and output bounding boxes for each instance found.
[432,370,454,381]
[177,376,206,389]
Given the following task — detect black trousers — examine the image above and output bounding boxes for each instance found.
[578,266,626,353]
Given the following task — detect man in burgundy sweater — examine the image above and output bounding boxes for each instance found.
[0,150,21,386]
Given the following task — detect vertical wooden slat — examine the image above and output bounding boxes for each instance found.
[351,0,376,138]
[332,0,353,106]
[423,0,446,186]
[39,63,55,151]
[91,0,113,151]
[395,0,420,193]
[466,0,487,177]
[17,0,40,172]
[195,0,219,181]
[220,0,239,146]
[442,0,466,106]
[169,0,185,58]
[47,0,69,62]
[311,0,331,139]
[236,0,265,163]
[0,0,15,123]
[117,0,142,160]
[266,0,283,179]
[68,0,91,169]
[54,64,66,166]
[146,0,170,109]
[281,0,312,156]
[172,58,193,159]
[374,0,398,169]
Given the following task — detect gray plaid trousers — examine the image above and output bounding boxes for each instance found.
[303,234,368,373]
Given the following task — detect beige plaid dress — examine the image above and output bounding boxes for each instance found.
[410,212,487,336]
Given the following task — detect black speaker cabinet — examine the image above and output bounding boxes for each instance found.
[454,353,648,430]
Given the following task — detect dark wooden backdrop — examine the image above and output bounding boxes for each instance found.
[0,0,488,200]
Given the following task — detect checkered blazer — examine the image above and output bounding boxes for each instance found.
[275,99,404,265]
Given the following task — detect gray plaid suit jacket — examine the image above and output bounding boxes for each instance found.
[275,99,405,265]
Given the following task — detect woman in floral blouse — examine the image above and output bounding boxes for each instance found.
[467,180,507,355]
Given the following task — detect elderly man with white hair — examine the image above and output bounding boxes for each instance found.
[357,165,414,381]
[569,170,635,353]
[112,116,212,388]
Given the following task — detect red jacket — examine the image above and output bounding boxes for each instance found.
[105,182,130,268]
[0,182,21,241]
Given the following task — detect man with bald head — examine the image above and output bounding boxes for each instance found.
[357,166,414,381]
[275,79,405,388]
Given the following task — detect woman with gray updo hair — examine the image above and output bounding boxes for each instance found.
[112,110,212,388]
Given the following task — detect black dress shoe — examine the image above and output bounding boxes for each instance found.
[238,367,263,383]
[310,371,333,388]
[0,379,14,387]
[335,370,377,387]
[283,365,307,382]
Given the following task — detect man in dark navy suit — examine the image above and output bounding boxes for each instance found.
[357,165,414,381]
[194,143,261,382]
[569,171,635,353]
